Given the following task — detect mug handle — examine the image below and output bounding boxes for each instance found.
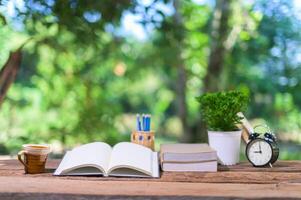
[18,150,28,168]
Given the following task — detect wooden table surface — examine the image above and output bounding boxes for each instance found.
[1,159,301,199]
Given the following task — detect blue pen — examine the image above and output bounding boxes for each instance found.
[142,114,145,131]
[147,114,150,132]
[136,114,141,131]
[139,115,142,131]
[147,115,152,131]
[144,115,147,131]
[145,115,148,132]
[143,114,148,132]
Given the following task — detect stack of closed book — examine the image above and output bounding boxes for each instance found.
[160,143,217,172]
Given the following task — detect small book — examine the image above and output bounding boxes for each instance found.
[162,160,217,172]
[160,143,217,163]
[54,142,159,178]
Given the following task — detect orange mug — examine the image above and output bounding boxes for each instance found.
[18,144,51,174]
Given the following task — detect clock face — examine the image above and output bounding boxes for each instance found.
[246,139,273,166]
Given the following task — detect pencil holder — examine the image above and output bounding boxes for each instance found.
[131,131,155,151]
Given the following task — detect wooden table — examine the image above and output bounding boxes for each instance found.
[1,159,301,199]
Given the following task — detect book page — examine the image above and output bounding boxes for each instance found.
[54,142,112,175]
[54,151,72,175]
[152,152,159,177]
[108,142,153,176]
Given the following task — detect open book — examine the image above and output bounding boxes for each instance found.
[54,142,159,178]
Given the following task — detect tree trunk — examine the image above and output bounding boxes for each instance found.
[172,0,191,142]
[197,0,233,142]
[0,50,22,108]
[177,56,191,142]
[204,0,232,92]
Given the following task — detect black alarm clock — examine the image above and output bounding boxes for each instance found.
[245,125,279,167]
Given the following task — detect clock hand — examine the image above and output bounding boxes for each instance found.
[259,141,262,153]
[253,151,261,153]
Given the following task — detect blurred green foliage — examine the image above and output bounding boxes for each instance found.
[0,0,300,159]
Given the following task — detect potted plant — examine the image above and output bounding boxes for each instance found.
[196,90,249,165]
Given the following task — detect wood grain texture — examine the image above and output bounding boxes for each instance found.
[2,160,301,184]
[1,159,301,199]
[0,177,301,199]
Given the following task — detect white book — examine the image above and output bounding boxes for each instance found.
[160,143,217,163]
[54,142,159,178]
[162,160,217,172]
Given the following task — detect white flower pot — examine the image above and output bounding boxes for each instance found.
[208,130,242,165]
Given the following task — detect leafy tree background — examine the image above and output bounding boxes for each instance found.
[0,0,300,159]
